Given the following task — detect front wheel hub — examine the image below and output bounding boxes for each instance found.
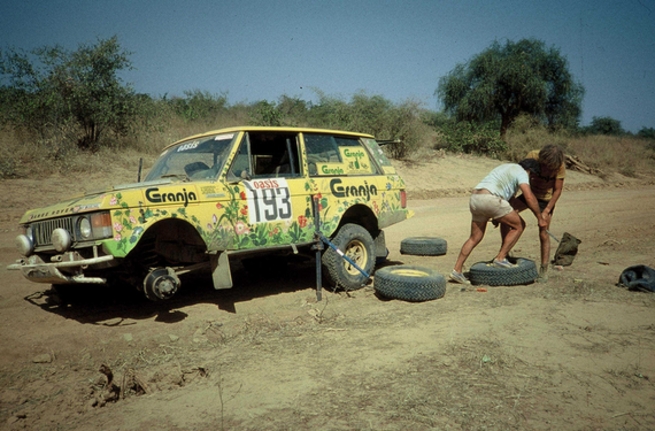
[143,267,180,301]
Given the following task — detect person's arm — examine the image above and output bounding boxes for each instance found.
[544,178,564,216]
[519,183,547,228]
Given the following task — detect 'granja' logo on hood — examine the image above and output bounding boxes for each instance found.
[145,188,197,207]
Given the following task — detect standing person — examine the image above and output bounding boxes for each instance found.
[450,160,547,285]
[504,144,565,283]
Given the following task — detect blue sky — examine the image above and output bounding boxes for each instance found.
[2,0,654,132]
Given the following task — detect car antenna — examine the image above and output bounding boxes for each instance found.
[137,158,143,182]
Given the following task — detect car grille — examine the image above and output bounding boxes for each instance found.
[32,217,76,247]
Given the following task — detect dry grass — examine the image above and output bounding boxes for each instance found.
[2,119,655,181]
[566,135,655,178]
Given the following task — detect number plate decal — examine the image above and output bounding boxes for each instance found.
[243,179,293,224]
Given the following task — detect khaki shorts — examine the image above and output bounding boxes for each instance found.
[470,193,513,223]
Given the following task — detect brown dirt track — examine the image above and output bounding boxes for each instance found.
[1,155,654,431]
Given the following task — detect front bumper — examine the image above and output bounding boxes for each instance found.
[7,253,115,284]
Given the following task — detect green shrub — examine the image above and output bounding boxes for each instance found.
[438,121,506,156]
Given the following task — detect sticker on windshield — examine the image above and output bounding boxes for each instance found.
[176,141,199,152]
[243,178,292,224]
[214,133,234,141]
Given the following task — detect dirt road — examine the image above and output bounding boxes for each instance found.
[1,162,654,430]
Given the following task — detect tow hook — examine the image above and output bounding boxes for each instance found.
[143,267,180,301]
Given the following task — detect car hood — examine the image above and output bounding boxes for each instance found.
[19,179,177,223]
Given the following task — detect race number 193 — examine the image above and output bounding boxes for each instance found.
[244,179,292,224]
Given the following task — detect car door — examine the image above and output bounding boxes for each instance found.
[226,131,313,249]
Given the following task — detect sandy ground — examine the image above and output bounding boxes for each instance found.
[1,154,654,431]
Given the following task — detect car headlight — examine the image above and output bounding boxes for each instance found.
[78,217,92,239]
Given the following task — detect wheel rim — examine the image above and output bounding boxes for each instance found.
[344,239,368,276]
[389,268,430,277]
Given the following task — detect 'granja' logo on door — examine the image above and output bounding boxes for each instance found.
[329,179,377,201]
[145,188,198,207]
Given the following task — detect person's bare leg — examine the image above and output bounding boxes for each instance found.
[454,220,487,273]
[538,212,552,282]
[494,210,525,262]
[539,211,553,266]
[501,197,526,246]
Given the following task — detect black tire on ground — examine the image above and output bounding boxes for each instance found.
[374,265,446,302]
[400,237,448,256]
[322,223,375,291]
[468,258,538,286]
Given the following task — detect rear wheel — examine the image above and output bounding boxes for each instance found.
[322,223,375,291]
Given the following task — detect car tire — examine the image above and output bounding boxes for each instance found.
[468,257,538,286]
[322,223,375,291]
[400,237,448,256]
[374,265,446,302]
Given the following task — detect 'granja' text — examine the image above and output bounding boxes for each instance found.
[145,188,197,207]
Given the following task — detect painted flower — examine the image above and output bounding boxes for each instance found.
[114,233,122,241]
[129,216,137,224]
[240,206,248,216]
[113,222,123,232]
[298,215,308,228]
[216,202,223,209]
[269,227,279,237]
[240,191,247,200]
[110,196,118,205]
[235,221,249,235]
[212,214,218,224]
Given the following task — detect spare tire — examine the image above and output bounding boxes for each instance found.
[374,265,446,302]
[469,258,538,286]
[400,237,448,256]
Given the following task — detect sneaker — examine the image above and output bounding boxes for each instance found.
[449,270,471,285]
[492,258,516,269]
[537,264,548,283]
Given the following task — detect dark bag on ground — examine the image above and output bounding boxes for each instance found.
[618,265,655,292]
[552,232,581,266]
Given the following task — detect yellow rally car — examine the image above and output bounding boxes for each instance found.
[9,127,413,300]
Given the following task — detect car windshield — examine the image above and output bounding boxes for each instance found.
[144,133,236,182]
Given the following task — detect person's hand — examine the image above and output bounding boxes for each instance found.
[537,215,548,228]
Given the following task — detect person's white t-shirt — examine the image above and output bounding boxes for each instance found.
[475,164,529,201]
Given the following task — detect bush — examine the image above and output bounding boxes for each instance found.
[437,121,506,157]
[503,115,569,161]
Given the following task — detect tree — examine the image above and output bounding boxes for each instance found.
[586,116,625,136]
[0,36,136,149]
[637,127,655,140]
[436,38,584,138]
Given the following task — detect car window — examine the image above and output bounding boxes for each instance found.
[227,132,301,179]
[305,134,378,176]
